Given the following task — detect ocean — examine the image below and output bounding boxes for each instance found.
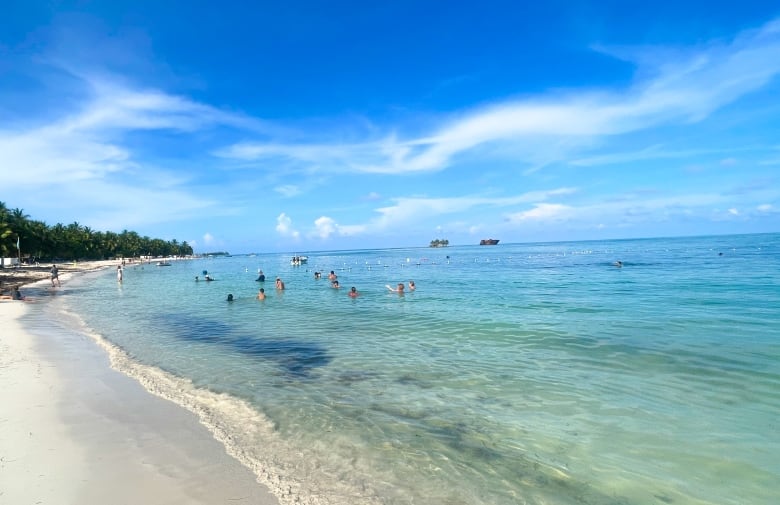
[23,233,780,505]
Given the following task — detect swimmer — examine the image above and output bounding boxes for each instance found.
[408,280,416,291]
[331,280,341,289]
[276,277,285,290]
[256,270,266,282]
[386,282,405,294]
[0,286,26,301]
[226,293,234,302]
[614,261,623,268]
[328,270,337,281]
[349,286,359,298]
[256,288,266,300]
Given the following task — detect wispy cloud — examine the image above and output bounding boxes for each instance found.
[217,19,780,175]
[293,187,578,240]
[0,70,261,227]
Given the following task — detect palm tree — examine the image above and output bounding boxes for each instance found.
[0,203,16,266]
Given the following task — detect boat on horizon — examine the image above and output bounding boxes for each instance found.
[479,239,500,245]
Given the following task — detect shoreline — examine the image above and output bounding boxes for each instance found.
[0,264,280,505]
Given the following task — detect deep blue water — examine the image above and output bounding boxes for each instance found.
[37,234,780,504]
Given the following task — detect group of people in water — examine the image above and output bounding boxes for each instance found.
[221,267,416,302]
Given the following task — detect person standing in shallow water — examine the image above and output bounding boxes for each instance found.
[256,288,266,300]
[50,264,61,287]
[117,265,123,283]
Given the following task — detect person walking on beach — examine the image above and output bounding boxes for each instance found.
[50,264,61,287]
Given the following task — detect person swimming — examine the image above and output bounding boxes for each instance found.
[386,282,405,294]
[256,270,266,282]
[226,293,234,302]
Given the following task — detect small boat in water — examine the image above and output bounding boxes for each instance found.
[290,255,308,266]
[479,239,500,245]
[157,261,172,266]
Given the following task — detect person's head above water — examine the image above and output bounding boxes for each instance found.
[226,293,234,301]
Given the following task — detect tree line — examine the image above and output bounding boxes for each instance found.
[0,201,193,263]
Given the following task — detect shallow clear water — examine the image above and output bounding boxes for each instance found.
[32,234,780,504]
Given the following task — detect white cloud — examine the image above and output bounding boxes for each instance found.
[313,216,337,239]
[309,216,366,240]
[203,232,215,244]
[285,187,580,239]
[506,203,573,223]
[274,185,302,197]
[728,208,740,215]
[361,191,382,201]
[757,204,774,212]
[216,19,780,176]
[275,213,300,238]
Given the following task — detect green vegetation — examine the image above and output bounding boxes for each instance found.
[429,238,449,248]
[0,201,193,263]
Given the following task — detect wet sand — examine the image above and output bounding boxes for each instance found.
[0,269,280,505]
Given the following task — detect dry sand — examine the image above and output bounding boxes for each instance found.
[0,262,280,505]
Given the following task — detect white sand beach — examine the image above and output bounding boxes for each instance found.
[0,289,279,504]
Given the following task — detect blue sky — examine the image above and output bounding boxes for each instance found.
[1,1,779,253]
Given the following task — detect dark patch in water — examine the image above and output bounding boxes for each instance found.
[396,374,435,389]
[154,314,331,377]
[336,370,380,385]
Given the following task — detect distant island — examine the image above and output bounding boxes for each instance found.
[429,239,449,248]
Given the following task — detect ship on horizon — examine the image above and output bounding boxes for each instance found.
[479,239,500,245]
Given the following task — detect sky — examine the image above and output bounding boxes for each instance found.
[1,1,779,254]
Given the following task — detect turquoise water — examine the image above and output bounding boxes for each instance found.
[33,234,780,504]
